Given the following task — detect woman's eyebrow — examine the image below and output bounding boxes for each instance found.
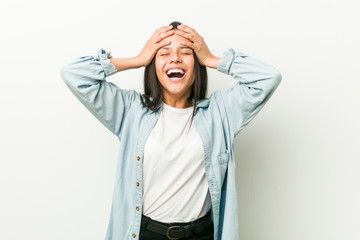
[159,46,192,50]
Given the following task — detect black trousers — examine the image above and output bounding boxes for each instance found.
[139,211,214,240]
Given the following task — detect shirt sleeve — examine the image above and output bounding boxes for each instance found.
[60,49,138,139]
[216,48,282,137]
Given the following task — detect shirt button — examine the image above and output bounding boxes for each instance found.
[132,233,136,238]
[136,182,140,186]
[136,156,140,161]
[136,207,140,211]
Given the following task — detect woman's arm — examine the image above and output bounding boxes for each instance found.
[109,56,143,72]
[60,49,139,139]
[174,24,282,137]
[60,26,175,139]
[217,48,282,137]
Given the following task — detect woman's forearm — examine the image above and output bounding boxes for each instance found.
[206,55,221,69]
[109,56,144,72]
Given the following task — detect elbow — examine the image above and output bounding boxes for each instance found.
[60,63,77,87]
[273,70,282,87]
[262,70,282,94]
[60,64,78,92]
[269,69,282,89]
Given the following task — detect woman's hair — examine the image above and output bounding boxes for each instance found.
[141,21,208,120]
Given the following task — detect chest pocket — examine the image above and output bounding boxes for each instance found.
[217,150,230,187]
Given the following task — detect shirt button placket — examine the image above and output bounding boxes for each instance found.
[135,155,141,238]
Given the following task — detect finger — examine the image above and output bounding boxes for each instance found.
[156,25,173,33]
[155,39,171,50]
[180,39,196,51]
[155,30,174,43]
[153,25,173,43]
[176,25,202,44]
[152,25,173,41]
[177,24,194,34]
[175,30,196,43]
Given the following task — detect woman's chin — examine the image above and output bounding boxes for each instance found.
[163,86,190,98]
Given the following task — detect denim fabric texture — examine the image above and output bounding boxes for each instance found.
[60,48,282,240]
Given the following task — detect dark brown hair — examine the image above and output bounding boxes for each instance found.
[141,21,208,120]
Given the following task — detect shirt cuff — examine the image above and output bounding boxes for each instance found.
[97,49,118,77]
[217,48,247,75]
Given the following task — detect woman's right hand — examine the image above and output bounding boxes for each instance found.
[136,25,175,67]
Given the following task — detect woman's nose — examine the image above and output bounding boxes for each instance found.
[170,53,182,63]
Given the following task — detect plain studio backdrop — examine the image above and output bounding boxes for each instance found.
[0,0,359,239]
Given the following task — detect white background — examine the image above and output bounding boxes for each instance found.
[1,0,359,239]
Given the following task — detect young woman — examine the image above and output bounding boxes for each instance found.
[61,21,282,240]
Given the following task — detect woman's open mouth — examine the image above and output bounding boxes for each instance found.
[166,68,186,82]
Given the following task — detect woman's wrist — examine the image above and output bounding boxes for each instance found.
[109,56,144,72]
[133,55,146,68]
[205,55,221,69]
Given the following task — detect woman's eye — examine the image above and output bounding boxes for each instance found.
[159,52,191,56]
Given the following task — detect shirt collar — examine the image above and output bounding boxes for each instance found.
[151,98,209,112]
[195,98,210,108]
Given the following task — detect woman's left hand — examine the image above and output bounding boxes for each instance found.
[175,24,221,69]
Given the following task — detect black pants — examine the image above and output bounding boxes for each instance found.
[139,211,214,240]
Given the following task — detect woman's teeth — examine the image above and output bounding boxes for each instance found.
[166,68,185,75]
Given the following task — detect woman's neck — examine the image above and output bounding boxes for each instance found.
[162,96,192,109]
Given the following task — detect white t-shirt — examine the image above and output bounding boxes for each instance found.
[142,102,211,223]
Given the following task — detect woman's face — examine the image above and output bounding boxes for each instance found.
[155,29,195,104]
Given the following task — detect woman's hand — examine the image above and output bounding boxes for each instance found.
[136,25,175,67]
[175,24,221,69]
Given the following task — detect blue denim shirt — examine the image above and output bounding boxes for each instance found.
[60,48,281,240]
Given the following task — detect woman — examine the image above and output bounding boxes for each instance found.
[61,21,282,240]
